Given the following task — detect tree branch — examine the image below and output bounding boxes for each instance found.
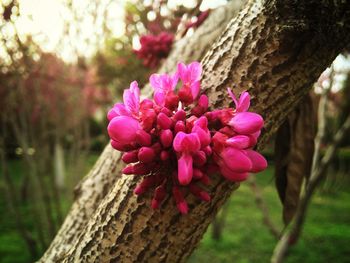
[248,176,280,239]
[46,1,350,262]
[271,114,350,263]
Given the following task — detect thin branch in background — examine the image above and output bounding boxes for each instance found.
[311,66,333,178]
[248,176,280,239]
[211,202,230,240]
[271,113,350,263]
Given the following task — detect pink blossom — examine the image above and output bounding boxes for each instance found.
[107,116,140,146]
[228,88,250,113]
[123,81,140,117]
[245,149,268,173]
[107,61,267,214]
[173,132,201,185]
[134,32,174,68]
[107,81,140,120]
[177,62,202,104]
[150,73,179,108]
[229,112,264,134]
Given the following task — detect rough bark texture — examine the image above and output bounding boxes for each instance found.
[42,0,350,262]
[40,2,245,262]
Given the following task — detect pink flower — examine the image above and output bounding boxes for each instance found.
[123,81,140,117]
[108,116,141,147]
[218,147,252,173]
[134,32,174,68]
[177,62,202,104]
[150,73,179,108]
[245,149,268,173]
[229,112,264,134]
[107,61,267,214]
[173,132,201,185]
[107,81,140,120]
[228,88,250,113]
[192,116,210,147]
[226,135,252,149]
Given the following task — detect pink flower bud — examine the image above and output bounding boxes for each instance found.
[226,135,251,149]
[130,163,153,175]
[173,132,200,153]
[220,165,249,182]
[136,130,152,146]
[220,147,252,173]
[178,86,193,105]
[108,116,140,145]
[172,187,188,214]
[229,112,264,134]
[200,174,210,185]
[193,168,204,179]
[164,92,179,111]
[138,147,156,163]
[174,109,186,121]
[151,142,162,154]
[134,176,156,195]
[160,129,173,148]
[157,112,173,129]
[175,121,186,133]
[193,151,206,166]
[161,107,172,116]
[198,94,209,109]
[177,154,193,185]
[203,145,212,156]
[122,150,139,163]
[111,140,128,151]
[160,150,169,161]
[189,184,210,201]
[151,185,167,209]
[245,149,268,173]
[122,165,134,175]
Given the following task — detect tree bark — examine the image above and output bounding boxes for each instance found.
[40,1,246,262]
[41,0,350,262]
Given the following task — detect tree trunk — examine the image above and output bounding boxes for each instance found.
[41,0,350,262]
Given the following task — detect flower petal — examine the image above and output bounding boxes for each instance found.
[123,81,140,115]
[237,91,250,112]
[107,116,140,144]
[220,163,249,182]
[190,80,200,99]
[245,150,268,173]
[178,153,193,185]
[220,147,252,173]
[150,73,162,89]
[188,61,202,82]
[226,135,251,149]
[229,112,264,134]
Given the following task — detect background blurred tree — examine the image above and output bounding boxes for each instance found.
[93,0,209,96]
[0,0,110,258]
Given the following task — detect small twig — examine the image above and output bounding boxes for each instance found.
[248,176,280,239]
[311,67,333,177]
[271,114,350,263]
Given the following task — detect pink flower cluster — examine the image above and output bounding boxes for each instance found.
[134,32,174,68]
[107,62,267,214]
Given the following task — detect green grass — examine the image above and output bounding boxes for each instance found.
[189,167,350,263]
[1,161,350,262]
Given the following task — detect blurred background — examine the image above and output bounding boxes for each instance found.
[0,0,349,262]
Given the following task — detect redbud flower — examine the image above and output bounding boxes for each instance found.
[107,61,267,214]
[134,32,174,68]
[177,62,202,104]
[173,132,201,185]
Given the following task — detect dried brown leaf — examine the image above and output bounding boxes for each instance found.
[274,94,316,225]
